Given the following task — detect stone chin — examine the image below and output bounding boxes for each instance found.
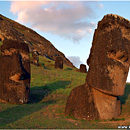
[107,65,128,96]
[4,83,29,104]
[107,50,129,95]
[8,73,30,104]
[87,48,129,96]
[86,62,129,96]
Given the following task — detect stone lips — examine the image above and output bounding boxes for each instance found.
[80,64,87,73]
[0,39,30,104]
[55,57,63,69]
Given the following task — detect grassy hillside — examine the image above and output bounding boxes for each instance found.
[0,56,130,129]
[0,14,74,67]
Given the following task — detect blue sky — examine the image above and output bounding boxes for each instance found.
[1,1,130,82]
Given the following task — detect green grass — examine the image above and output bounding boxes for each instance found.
[0,41,2,45]
[109,118,125,121]
[0,56,130,129]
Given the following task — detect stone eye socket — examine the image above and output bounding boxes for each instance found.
[108,50,128,62]
[19,74,26,80]
[110,50,116,55]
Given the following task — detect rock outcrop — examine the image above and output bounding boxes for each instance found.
[55,57,63,69]
[0,14,74,68]
[80,64,87,73]
[0,39,30,104]
[65,14,130,120]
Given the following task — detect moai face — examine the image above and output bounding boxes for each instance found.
[86,22,130,96]
[80,64,87,73]
[55,57,63,69]
[32,49,39,66]
[0,39,30,104]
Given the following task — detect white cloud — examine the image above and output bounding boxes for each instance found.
[67,56,83,68]
[99,3,104,9]
[10,1,102,42]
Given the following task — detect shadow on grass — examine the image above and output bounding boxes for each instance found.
[0,100,55,128]
[29,80,71,103]
[0,80,71,127]
[65,68,73,70]
[119,83,130,104]
[40,63,51,70]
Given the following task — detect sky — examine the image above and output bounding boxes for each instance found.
[1,1,130,82]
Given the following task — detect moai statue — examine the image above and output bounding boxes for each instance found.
[0,39,30,104]
[55,57,63,69]
[32,49,39,66]
[65,14,130,120]
[80,64,87,73]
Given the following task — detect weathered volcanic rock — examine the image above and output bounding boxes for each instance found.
[65,84,99,120]
[55,57,63,69]
[1,39,30,80]
[65,83,120,120]
[0,17,3,21]
[86,14,130,96]
[92,87,119,119]
[65,14,130,120]
[32,49,39,66]
[80,64,87,73]
[114,99,121,118]
[0,39,30,104]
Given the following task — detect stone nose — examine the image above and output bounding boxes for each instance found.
[10,73,26,82]
[108,50,128,63]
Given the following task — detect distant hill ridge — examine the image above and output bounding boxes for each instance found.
[0,14,74,68]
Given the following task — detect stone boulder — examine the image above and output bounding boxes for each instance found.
[0,39,30,104]
[55,57,63,69]
[65,84,99,120]
[80,64,87,73]
[65,14,130,120]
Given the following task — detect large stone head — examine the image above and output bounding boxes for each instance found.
[86,14,130,96]
[0,39,30,104]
